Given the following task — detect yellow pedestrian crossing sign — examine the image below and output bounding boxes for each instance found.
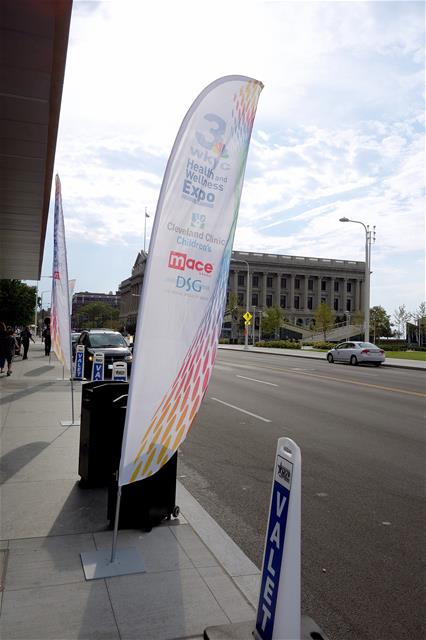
[243,311,253,326]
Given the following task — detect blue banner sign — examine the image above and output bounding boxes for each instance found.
[74,345,85,380]
[256,454,293,640]
[91,352,105,381]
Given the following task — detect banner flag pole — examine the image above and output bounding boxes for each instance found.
[119,75,263,489]
[50,175,79,427]
[110,485,122,563]
[81,75,263,580]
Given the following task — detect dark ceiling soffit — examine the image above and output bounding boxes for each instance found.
[38,0,73,277]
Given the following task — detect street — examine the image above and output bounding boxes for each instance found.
[178,349,425,640]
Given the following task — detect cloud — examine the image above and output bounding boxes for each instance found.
[48,0,424,313]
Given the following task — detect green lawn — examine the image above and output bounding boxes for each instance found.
[385,351,426,361]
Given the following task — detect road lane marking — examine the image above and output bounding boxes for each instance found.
[210,397,271,422]
[217,359,425,398]
[236,375,278,387]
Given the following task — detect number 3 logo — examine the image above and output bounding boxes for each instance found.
[196,113,226,150]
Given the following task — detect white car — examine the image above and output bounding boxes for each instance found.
[327,341,385,366]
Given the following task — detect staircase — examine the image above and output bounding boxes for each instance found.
[303,323,363,343]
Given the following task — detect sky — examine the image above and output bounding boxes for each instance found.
[38,0,425,317]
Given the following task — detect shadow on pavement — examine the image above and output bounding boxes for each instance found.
[0,442,50,483]
[0,382,56,405]
[24,366,56,377]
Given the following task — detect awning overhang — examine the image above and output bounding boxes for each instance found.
[0,0,73,280]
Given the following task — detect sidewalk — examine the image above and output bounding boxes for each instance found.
[218,344,426,370]
[0,342,260,640]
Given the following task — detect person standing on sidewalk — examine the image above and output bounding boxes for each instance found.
[2,327,17,376]
[42,318,51,356]
[0,322,7,373]
[20,326,35,360]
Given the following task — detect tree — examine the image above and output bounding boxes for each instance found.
[351,310,364,329]
[410,302,426,346]
[392,305,410,339]
[369,306,392,341]
[225,292,243,342]
[77,302,119,329]
[0,280,36,327]
[261,306,283,339]
[314,303,333,340]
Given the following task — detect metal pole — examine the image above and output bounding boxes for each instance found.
[259,311,262,342]
[244,261,250,350]
[34,282,39,333]
[110,484,122,563]
[144,207,150,253]
[364,228,370,342]
[252,306,256,345]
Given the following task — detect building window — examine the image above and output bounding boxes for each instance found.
[346,299,352,311]
[267,276,273,288]
[237,293,244,306]
[334,298,339,311]
[321,280,327,291]
[252,275,259,287]
[321,297,326,305]
[295,278,300,289]
[308,279,313,290]
[294,296,300,309]
[307,297,313,310]
[281,277,287,288]
[280,295,287,308]
[252,293,259,306]
[334,281,339,292]
[266,294,273,307]
[347,282,352,292]
[238,274,245,286]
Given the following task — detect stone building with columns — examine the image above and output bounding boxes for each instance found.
[118,250,147,333]
[118,249,365,332]
[229,250,365,328]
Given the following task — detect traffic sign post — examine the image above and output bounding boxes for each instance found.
[112,361,127,382]
[91,352,105,381]
[255,438,301,640]
[74,345,85,380]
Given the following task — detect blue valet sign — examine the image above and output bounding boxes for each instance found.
[91,352,105,381]
[112,361,127,382]
[74,345,85,380]
[255,438,301,640]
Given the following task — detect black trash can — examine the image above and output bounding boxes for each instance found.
[108,451,179,531]
[78,380,129,487]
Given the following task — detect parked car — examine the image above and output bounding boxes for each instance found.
[326,341,385,366]
[71,332,80,355]
[76,329,133,378]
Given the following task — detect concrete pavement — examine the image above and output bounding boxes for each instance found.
[0,341,262,640]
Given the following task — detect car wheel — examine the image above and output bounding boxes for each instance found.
[327,353,334,363]
[350,355,358,366]
[374,363,381,367]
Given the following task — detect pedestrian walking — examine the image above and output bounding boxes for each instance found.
[0,322,7,373]
[20,326,35,360]
[1,327,17,376]
[42,318,51,356]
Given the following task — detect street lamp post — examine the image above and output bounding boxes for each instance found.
[144,207,150,253]
[232,259,250,350]
[252,305,256,345]
[339,217,376,342]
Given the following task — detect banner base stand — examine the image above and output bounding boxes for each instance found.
[80,548,145,580]
[61,420,80,426]
[204,616,330,640]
